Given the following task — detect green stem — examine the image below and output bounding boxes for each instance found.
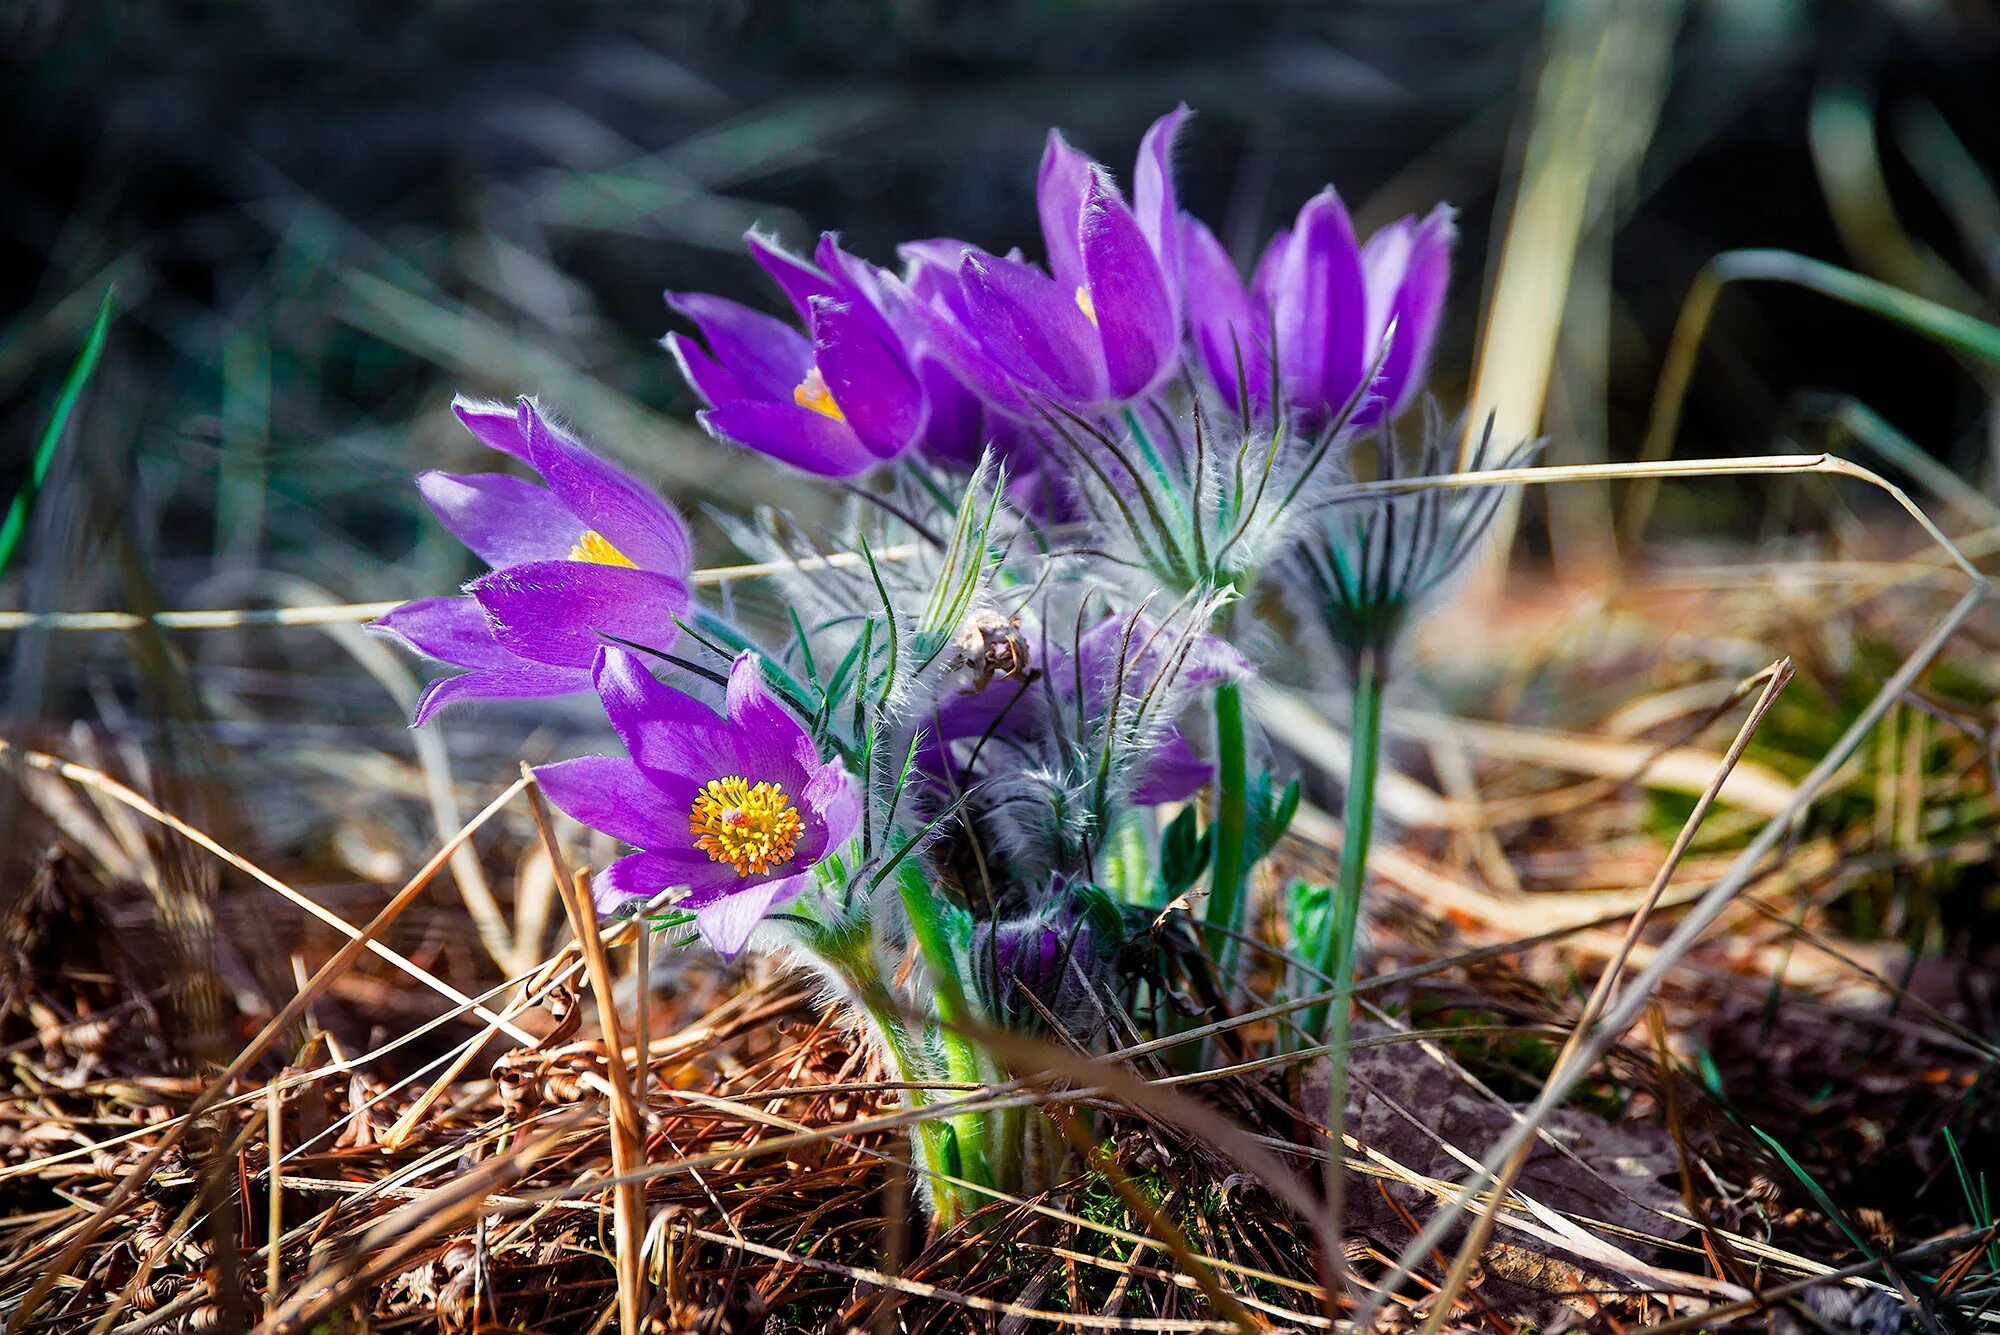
[895,861,994,1188]
[1202,679,1250,975]
[1304,649,1383,1037]
[860,994,968,1227]
[1305,648,1384,1271]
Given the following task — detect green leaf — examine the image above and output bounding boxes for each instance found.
[1,287,117,578]
[1158,804,1211,899]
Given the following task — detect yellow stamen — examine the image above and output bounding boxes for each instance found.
[793,365,846,422]
[689,776,804,878]
[1074,285,1098,326]
[568,529,637,568]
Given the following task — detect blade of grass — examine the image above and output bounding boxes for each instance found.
[1412,658,1793,1332]
[522,764,646,1335]
[0,286,115,578]
[1622,249,2000,540]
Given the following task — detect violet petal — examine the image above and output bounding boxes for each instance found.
[415,471,580,569]
[471,561,688,669]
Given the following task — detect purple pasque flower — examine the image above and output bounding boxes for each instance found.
[1181,195,1453,432]
[536,647,861,957]
[970,881,1117,1032]
[896,105,1190,418]
[921,610,1247,806]
[666,231,991,475]
[375,397,693,725]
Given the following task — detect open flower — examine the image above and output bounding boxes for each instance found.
[896,106,1189,418]
[375,397,693,724]
[536,647,861,957]
[667,232,990,475]
[1182,196,1453,432]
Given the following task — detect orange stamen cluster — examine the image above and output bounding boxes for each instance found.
[793,366,847,422]
[689,776,804,878]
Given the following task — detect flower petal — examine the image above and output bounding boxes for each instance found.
[1133,104,1190,319]
[452,395,534,461]
[664,331,745,408]
[519,400,693,574]
[591,646,741,789]
[746,229,839,324]
[591,851,682,914]
[664,291,813,402]
[956,251,1105,409]
[810,297,924,458]
[1179,216,1269,413]
[723,652,813,782]
[1037,129,1096,292]
[471,561,688,669]
[1133,728,1213,805]
[374,596,510,669]
[416,471,579,568]
[694,874,806,959]
[913,359,988,467]
[883,262,1034,418]
[802,758,862,853]
[1359,204,1454,422]
[699,401,882,477]
[534,755,680,851]
[1272,188,1369,427]
[1080,169,1177,400]
[410,662,587,726]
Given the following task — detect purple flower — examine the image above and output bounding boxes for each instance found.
[896,106,1189,417]
[1182,197,1453,431]
[536,648,861,957]
[920,612,1247,805]
[667,232,992,475]
[375,397,693,725]
[970,884,1117,1032]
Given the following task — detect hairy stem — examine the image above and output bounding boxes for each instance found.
[858,992,968,1228]
[895,860,994,1190]
[1202,679,1251,975]
[1307,646,1383,1287]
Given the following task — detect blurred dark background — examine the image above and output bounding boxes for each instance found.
[3,0,2000,826]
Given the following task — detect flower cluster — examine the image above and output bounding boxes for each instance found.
[669,106,1455,562]
[377,106,1524,1229]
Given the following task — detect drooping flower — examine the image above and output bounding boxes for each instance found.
[535,647,861,957]
[896,106,1189,418]
[920,608,1247,809]
[969,881,1123,1033]
[375,397,693,724]
[1182,196,1454,433]
[667,232,995,475]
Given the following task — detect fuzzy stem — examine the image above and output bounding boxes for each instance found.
[1306,645,1384,1283]
[894,860,994,1190]
[1201,679,1251,975]
[802,909,973,1227]
[858,993,969,1228]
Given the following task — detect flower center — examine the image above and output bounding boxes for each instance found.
[792,366,847,422]
[689,776,804,878]
[568,529,637,568]
[1074,285,1098,326]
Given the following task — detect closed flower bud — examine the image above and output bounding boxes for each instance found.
[970,885,1119,1034]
